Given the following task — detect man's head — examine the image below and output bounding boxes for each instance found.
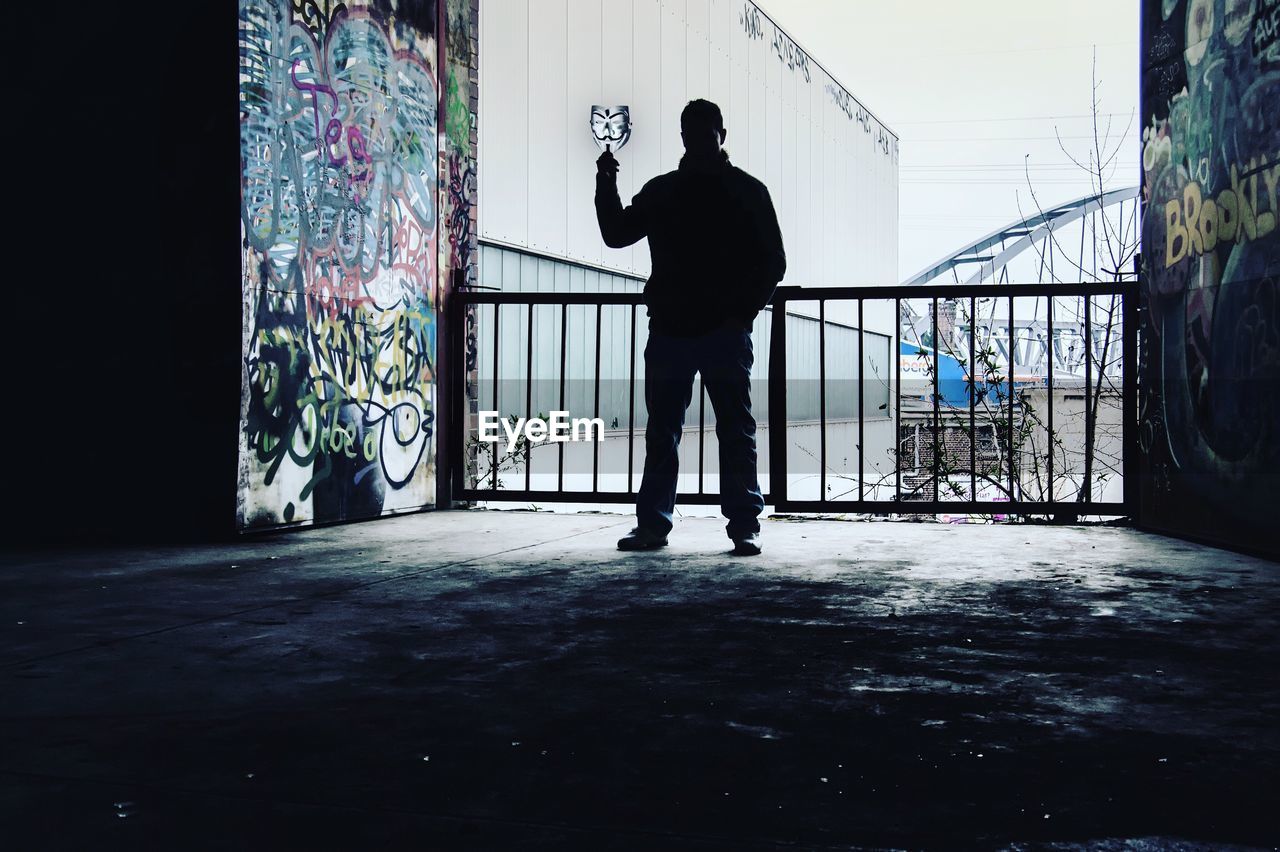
[680,99,726,160]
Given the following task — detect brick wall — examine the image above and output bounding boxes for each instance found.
[899,422,1007,500]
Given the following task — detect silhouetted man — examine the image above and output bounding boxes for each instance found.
[596,99,785,555]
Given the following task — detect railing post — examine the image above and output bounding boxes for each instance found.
[1122,279,1139,520]
[857,298,865,504]
[818,299,827,504]
[446,281,467,508]
[767,289,792,509]
[1083,293,1093,504]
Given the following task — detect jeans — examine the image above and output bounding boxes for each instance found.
[636,324,765,539]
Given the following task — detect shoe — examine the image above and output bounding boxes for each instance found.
[617,527,668,551]
[731,532,762,556]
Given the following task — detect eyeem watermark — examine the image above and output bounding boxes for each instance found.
[478,411,604,444]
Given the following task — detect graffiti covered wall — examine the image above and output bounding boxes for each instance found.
[439,0,480,492]
[1140,0,1280,555]
[238,0,441,528]
[441,0,477,301]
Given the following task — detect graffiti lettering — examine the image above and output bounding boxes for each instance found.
[291,64,342,161]
[831,90,897,160]
[856,104,872,132]
[875,125,893,157]
[825,83,853,120]
[770,26,810,83]
[1164,155,1280,266]
[739,2,763,40]
[447,153,476,284]
[1255,0,1279,63]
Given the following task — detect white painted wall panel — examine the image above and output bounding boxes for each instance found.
[526,0,569,255]
[809,72,824,290]
[628,0,662,274]
[779,49,796,286]
[566,0,605,269]
[659,2,687,172]
[839,108,851,285]
[726,9,749,174]
[794,72,812,289]
[745,21,765,182]
[478,0,528,244]
[707,0,730,121]
[764,27,781,199]
[600,0,636,272]
[686,0,711,99]
[821,81,834,287]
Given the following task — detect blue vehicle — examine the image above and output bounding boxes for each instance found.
[899,341,1010,408]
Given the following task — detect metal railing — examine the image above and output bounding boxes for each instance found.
[448,278,1137,518]
[766,282,1136,516]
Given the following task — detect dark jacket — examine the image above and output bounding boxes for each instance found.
[595,152,786,336]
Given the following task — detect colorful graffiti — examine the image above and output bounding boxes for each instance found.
[238,0,440,528]
[439,0,480,488]
[1140,0,1280,554]
[447,154,477,280]
[440,0,475,284]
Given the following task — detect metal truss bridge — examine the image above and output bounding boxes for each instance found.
[903,187,1141,286]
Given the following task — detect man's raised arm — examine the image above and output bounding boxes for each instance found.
[595,149,649,248]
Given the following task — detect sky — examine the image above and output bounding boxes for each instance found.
[757,0,1142,281]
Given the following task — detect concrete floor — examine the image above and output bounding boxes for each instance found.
[2,511,1277,850]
